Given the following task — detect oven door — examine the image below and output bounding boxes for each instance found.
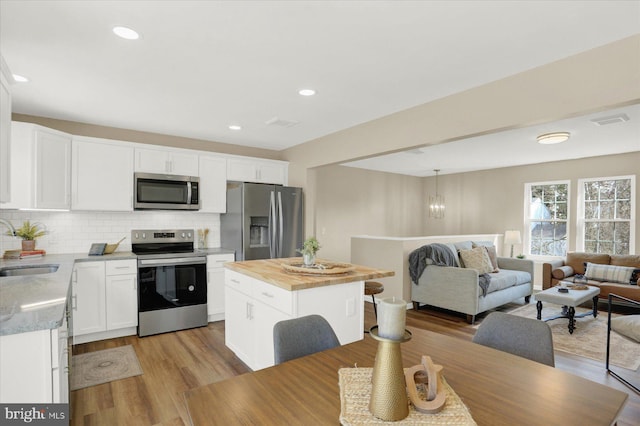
[138,256,207,312]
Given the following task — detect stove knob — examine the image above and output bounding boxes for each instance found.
[187,232,192,238]
[134,233,138,239]
[181,232,186,238]
[142,233,146,239]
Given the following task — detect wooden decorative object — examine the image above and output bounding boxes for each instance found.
[281,260,355,275]
[405,355,446,414]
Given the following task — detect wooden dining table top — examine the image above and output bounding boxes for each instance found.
[184,327,628,425]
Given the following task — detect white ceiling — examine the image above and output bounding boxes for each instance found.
[343,104,640,177]
[1,1,639,173]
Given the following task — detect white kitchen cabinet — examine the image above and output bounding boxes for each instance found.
[224,269,363,371]
[0,56,12,203]
[0,308,70,403]
[199,155,227,213]
[72,261,106,336]
[73,259,138,344]
[227,157,288,185]
[105,260,138,330]
[206,253,235,321]
[1,122,71,210]
[135,146,198,176]
[72,136,134,211]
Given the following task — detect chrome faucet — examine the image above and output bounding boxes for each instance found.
[0,219,16,237]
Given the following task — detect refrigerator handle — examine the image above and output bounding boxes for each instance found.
[269,191,277,258]
[277,191,284,257]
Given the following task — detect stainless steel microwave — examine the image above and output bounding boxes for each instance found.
[134,172,200,210]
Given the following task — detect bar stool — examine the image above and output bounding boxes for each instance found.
[364,281,384,320]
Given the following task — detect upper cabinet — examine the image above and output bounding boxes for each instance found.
[1,122,71,210]
[72,136,134,211]
[227,157,288,185]
[135,147,198,176]
[0,56,13,203]
[199,154,227,213]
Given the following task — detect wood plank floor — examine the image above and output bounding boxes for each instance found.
[71,302,640,425]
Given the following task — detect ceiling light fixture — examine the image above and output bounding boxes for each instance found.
[228,124,242,130]
[12,74,29,83]
[298,89,316,96]
[113,26,140,40]
[428,169,445,219]
[536,132,570,145]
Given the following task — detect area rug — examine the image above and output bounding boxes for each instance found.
[71,345,143,390]
[507,303,640,371]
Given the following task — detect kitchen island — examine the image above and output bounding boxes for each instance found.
[224,257,393,371]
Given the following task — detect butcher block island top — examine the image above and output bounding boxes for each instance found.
[224,257,394,291]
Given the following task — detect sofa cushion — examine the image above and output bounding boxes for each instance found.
[566,252,610,275]
[585,262,636,284]
[611,315,640,343]
[444,243,461,267]
[596,283,640,302]
[459,247,494,274]
[610,254,640,268]
[486,270,531,294]
[552,265,574,280]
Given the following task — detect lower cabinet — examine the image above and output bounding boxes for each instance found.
[0,307,70,403]
[206,253,235,322]
[224,269,364,371]
[73,259,138,344]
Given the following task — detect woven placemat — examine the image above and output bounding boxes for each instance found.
[339,368,476,425]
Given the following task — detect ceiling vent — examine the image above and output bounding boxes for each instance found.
[590,113,630,126]
[265,117,299,128]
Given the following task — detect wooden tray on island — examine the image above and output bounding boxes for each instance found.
[282,261,355,275]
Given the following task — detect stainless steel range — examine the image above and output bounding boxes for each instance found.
[132,229,208,337]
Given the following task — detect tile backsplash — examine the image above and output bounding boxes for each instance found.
[0,210,220,254]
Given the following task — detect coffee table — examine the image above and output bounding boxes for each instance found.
[535,284,600,334]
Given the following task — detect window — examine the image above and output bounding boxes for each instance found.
[578,175,635,255]
[525,181,569,256]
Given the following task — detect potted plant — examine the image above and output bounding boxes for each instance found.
[13,220,47,251]
[298,236,321,266]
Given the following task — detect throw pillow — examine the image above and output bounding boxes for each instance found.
[552,265,574,280]
[584,262,636,285]
[483,245,500,273]
[611,316,640,343]
[459,247,494,274]
[471,241,499,272]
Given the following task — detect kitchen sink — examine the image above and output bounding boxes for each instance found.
[0,264,60,277]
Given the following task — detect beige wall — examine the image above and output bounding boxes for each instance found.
[11,113,283,160]
[314,165,424,262]
[312,152,638,262]
[421,152,640,254]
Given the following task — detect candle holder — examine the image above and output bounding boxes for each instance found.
[368,326,412,421]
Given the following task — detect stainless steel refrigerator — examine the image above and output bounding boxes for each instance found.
[221,182,304,261]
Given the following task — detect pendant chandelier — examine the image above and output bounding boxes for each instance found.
[429,169,445,219]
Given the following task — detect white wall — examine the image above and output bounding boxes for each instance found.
[0,210,220,254]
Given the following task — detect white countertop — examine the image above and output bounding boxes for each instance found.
[0,248,233,336]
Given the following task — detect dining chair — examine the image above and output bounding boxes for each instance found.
[473,311,555,367]
[273,314,340,364]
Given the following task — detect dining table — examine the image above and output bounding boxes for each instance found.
[184,326,628,425]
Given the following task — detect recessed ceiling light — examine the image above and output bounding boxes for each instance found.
[228,125,242,131]
[12,74,29,83]
[298,89,316,96]
[536,132,570,145]
[113,26,140,40]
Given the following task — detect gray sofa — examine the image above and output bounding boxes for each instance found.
[410,241,534,323]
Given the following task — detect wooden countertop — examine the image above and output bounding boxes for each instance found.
[225,257,394,291]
